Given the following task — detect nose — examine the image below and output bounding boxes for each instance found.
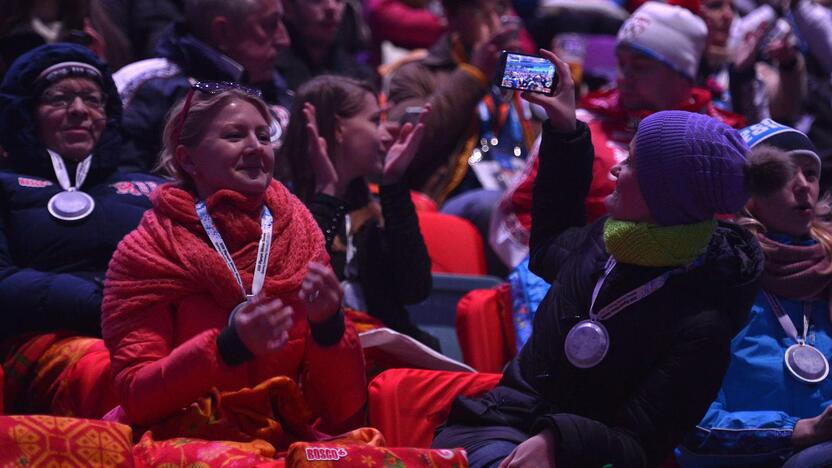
[67,95,89,115]
[274,20,289,48]
[378,123,394,152]
[794,171,810,192]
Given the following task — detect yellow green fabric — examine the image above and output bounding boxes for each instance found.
[603,218,717,267]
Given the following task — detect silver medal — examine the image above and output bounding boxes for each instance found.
[785,343,829,384]
[564,319,610,368]
[228,301,249,326]
[48,190,95,221]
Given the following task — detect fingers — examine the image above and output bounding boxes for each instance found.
[539,48,572,95]
[498,446,518,468]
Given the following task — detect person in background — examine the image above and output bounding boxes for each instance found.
[0,43,162,416]
[277,0,375,91]
[102,83,366,439]
[679,120,832,468]
[103,0,184,60]
[279,75,438,349]
[114,0,291,173]
[697,0,806,125]
[432,48,776,468]
[0,0,132,77]
[490,1,745,270]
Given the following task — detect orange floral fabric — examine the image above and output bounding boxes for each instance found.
[0,415,133,467]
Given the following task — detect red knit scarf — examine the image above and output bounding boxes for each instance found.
[757,234,832,303]
[102,181,327,342]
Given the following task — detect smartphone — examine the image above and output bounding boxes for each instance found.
[495,50,557,95]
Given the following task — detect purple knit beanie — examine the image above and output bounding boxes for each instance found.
[635,110,750,226]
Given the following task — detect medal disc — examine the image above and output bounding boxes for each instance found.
[228,301,249,326]
[785,344,829,383]
[48,190,94,221]
[564,319,610,369]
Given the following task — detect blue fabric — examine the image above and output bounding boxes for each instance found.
[507,257,550,352]
[677,291,832,466]
[0,170,162,338]
[783,440,832,468]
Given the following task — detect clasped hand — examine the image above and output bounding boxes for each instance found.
[234,262,343,356]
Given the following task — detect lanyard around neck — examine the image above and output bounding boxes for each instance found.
[48,150,92,191]
[195,201,273,301]
[588,257,680,322]
[764,291,812,345]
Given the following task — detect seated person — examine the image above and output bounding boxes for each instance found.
[277,0,375,91]
[102,83,366,438]
[0,43,162,415]
[432,49,779,467]
[678,120,832,467]
[279,75,437,349]
[490,1,745,269]
[114,0,292,173]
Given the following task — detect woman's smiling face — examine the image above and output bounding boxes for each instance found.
[181,99,274,199]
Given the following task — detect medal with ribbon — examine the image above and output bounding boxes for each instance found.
[764,292,829,384]
[564,257,694,368]
[196,201,274,324]
[47,150,95,221]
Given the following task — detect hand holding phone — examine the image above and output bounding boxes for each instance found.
[495,50,558,95]
[517,49,576,132]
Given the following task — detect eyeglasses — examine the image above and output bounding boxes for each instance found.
[173,81,263,144]
[40,90,107,110]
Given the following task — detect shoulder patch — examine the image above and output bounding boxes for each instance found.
[111,180,159,197]
[18,177,53,188]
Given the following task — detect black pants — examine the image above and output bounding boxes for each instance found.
[432,424,529,468]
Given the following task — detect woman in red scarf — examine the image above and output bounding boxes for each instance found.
[101,83,366,439]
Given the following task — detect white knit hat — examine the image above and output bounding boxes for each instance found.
[616,1,707,80]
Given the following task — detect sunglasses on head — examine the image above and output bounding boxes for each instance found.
[172,80,263,144]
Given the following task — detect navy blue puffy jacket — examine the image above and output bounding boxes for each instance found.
[0,44,163,338]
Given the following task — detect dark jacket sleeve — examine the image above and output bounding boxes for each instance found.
[376,182,432,303]
[0,212,102,337]
[307,193,349,252]
[528,119,595,283]
[534,309,735,468]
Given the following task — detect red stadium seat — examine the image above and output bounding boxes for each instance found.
[456,284,516,373]
[368,369,501,448]
[417,212,486,275]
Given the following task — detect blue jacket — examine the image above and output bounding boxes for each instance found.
[0,44,163,338]
[115,22,292,172]
[678,286,832,466]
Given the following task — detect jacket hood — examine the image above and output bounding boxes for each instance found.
[0,43,122,183]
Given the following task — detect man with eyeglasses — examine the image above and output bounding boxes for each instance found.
[114,0,292,174]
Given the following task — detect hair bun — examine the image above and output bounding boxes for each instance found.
[744,145,795,197]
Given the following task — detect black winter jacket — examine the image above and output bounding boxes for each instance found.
[442,121,764,467]
[0,44,162,338]
[307,183,434,345]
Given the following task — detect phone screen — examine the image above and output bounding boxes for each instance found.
[498,52,557,95]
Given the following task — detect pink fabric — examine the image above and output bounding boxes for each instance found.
[757,234,832,301]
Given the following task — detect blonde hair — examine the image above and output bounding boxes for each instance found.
[736,194,832,275]
[156,88,272,187]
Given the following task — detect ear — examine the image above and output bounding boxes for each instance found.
[209,16,233,52]
[175,145,198,177]
[83,19,107,61]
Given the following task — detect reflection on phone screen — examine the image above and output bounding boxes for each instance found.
[500,53,556,95]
